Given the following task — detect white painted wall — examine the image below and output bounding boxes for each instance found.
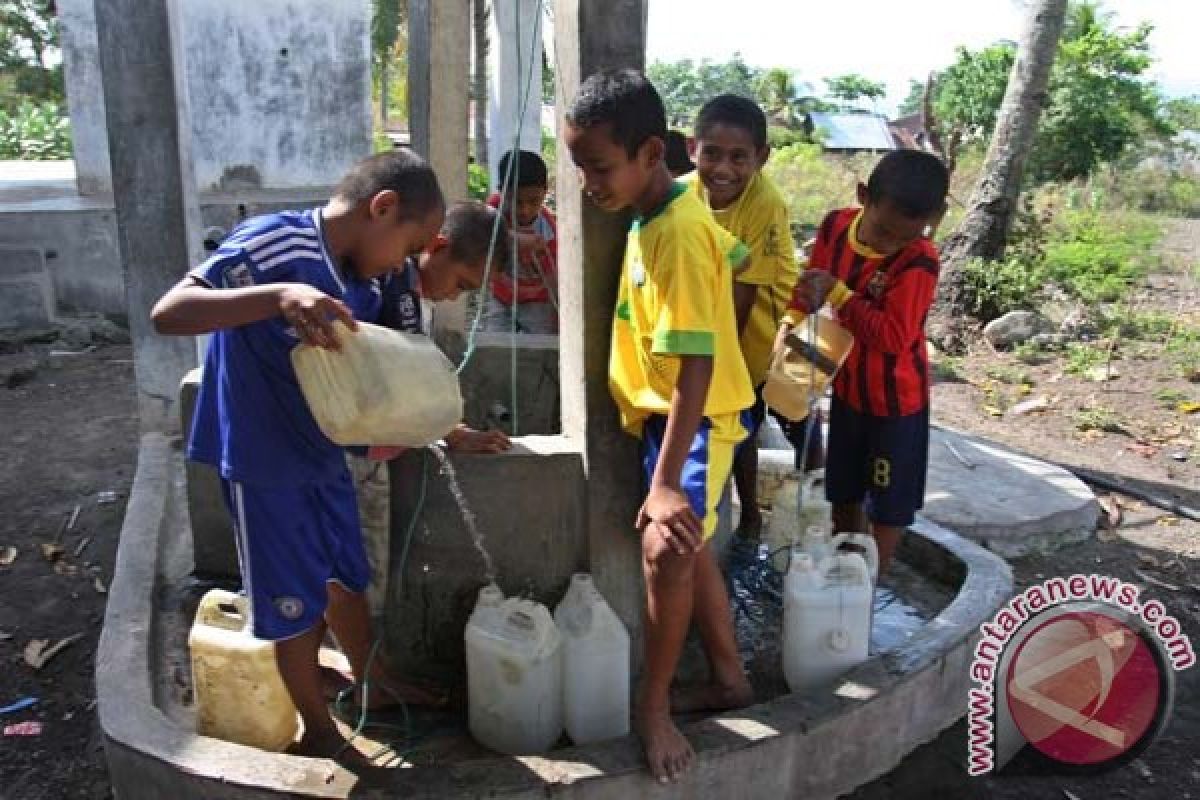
[58,0,112,195]
[58,0,372,193]
[487,0,545,187]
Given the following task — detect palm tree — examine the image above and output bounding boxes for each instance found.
[472,0,490,168]
[756,68,799,128]
[935,0,1069,344]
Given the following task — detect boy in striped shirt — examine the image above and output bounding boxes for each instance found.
[780,150,948,575]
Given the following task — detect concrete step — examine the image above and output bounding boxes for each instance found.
[0,245,56,329]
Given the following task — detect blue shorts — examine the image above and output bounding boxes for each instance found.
[221,469,369,641]
[640,411,750,540]
[825,396,929,527]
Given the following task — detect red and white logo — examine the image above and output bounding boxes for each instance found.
[1006,610,1164,767]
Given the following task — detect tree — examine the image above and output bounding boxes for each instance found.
[1028,3,1168,181]
[935,0,1069,338]
[927,2,1166,183]
[930,43,1015,169]
[1164,95,1200,132]
[824,73,886,110]
[471,0,489,168]
[371,0,405,128]
[897,79,925,117]
[647,54,760,126]
[756,68,800,127]
[0,0,62,108]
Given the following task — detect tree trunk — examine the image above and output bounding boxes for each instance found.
[472,0,490,169]
[935,0,1068,337]
[380,57,390,129]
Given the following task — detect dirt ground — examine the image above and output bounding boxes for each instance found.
[0,345,137,800]
[852,220,1200,799]
[1,223,1197,799]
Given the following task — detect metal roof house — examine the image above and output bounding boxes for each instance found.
[806,111,897,153]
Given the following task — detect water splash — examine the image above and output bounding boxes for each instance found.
[429,444,497,582]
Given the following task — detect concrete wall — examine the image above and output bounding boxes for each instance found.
[487,0,545,186]
[58,0,112,196]
[0,190,329,318]
[57,0,371,194]
[181,0,372,191]
[0,202,124,315]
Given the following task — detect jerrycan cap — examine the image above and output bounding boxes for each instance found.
[477,583,504,608]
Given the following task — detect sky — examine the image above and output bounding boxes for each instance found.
[645,0,1200,116]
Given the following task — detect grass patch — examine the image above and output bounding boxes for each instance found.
[985,364,1034,386]
[1154,388,1191,409]
[1013,341,1053,365]
[1073,406,1127,434]
[1064,343,1108,375]
[931,355,966,383]
[1166,327,1200,381]
[1043,211,1163,303]
[1103,309,1177,342]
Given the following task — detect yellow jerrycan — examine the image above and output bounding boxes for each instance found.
[188,589,298,751]
[763,313,854,421]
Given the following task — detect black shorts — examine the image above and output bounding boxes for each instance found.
[825,395,929,527]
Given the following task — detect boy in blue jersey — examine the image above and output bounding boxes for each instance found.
[152,151,507,762]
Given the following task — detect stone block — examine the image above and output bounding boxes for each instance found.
[180,368,238,577]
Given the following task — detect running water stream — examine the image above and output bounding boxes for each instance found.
[429,444,497,582]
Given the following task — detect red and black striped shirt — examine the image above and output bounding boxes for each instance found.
[801,208,939,417]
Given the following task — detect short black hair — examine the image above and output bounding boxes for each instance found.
[497,149,548,190]
[664,130,695,176]
[334,150,445,220]
[695,94,767,151]
[866,150,950,218]
[566,68,667,158]
[442,201,510,272]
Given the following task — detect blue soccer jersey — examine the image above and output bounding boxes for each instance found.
[188,208,406,486]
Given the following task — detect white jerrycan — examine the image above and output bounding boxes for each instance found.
[188,589,298,751]
[553,574,631,745]
[799,528,880,585]
[291,320,463,446]
[767,470,831,551]
[465,586,564,755]
[783,552,873,692]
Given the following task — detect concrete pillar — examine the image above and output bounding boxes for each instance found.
[553,0,648,643]
[487,0,545,187]
[94,0,203,431]
[408,0,471,352]
[58,0,112,196]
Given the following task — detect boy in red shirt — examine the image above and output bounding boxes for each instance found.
[486,149,558,333]
[780,150,948,575]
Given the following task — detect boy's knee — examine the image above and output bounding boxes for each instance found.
[642,532,697,578]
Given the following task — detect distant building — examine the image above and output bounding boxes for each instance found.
[888,112,939,154]
[805,111,895,153]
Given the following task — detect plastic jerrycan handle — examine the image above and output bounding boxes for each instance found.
[195,591,250,633]
[830,533,879,584]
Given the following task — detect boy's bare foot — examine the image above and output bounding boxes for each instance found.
[320,664,354,701]
[288,728,373,769]
[670,678,754,714]
[635,708,694,784]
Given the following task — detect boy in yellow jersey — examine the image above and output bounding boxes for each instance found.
[565,70,755,784]
[687,95,822,540]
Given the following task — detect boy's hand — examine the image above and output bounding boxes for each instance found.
[637,486,703,555]
[445,426,511,454]
[514,231,548,262]
[366,445,406,462]
[792,270,837,313]
[279,284,358,350]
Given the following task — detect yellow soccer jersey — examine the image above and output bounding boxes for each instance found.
[687,170,799,386]
[609,182,755,435]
